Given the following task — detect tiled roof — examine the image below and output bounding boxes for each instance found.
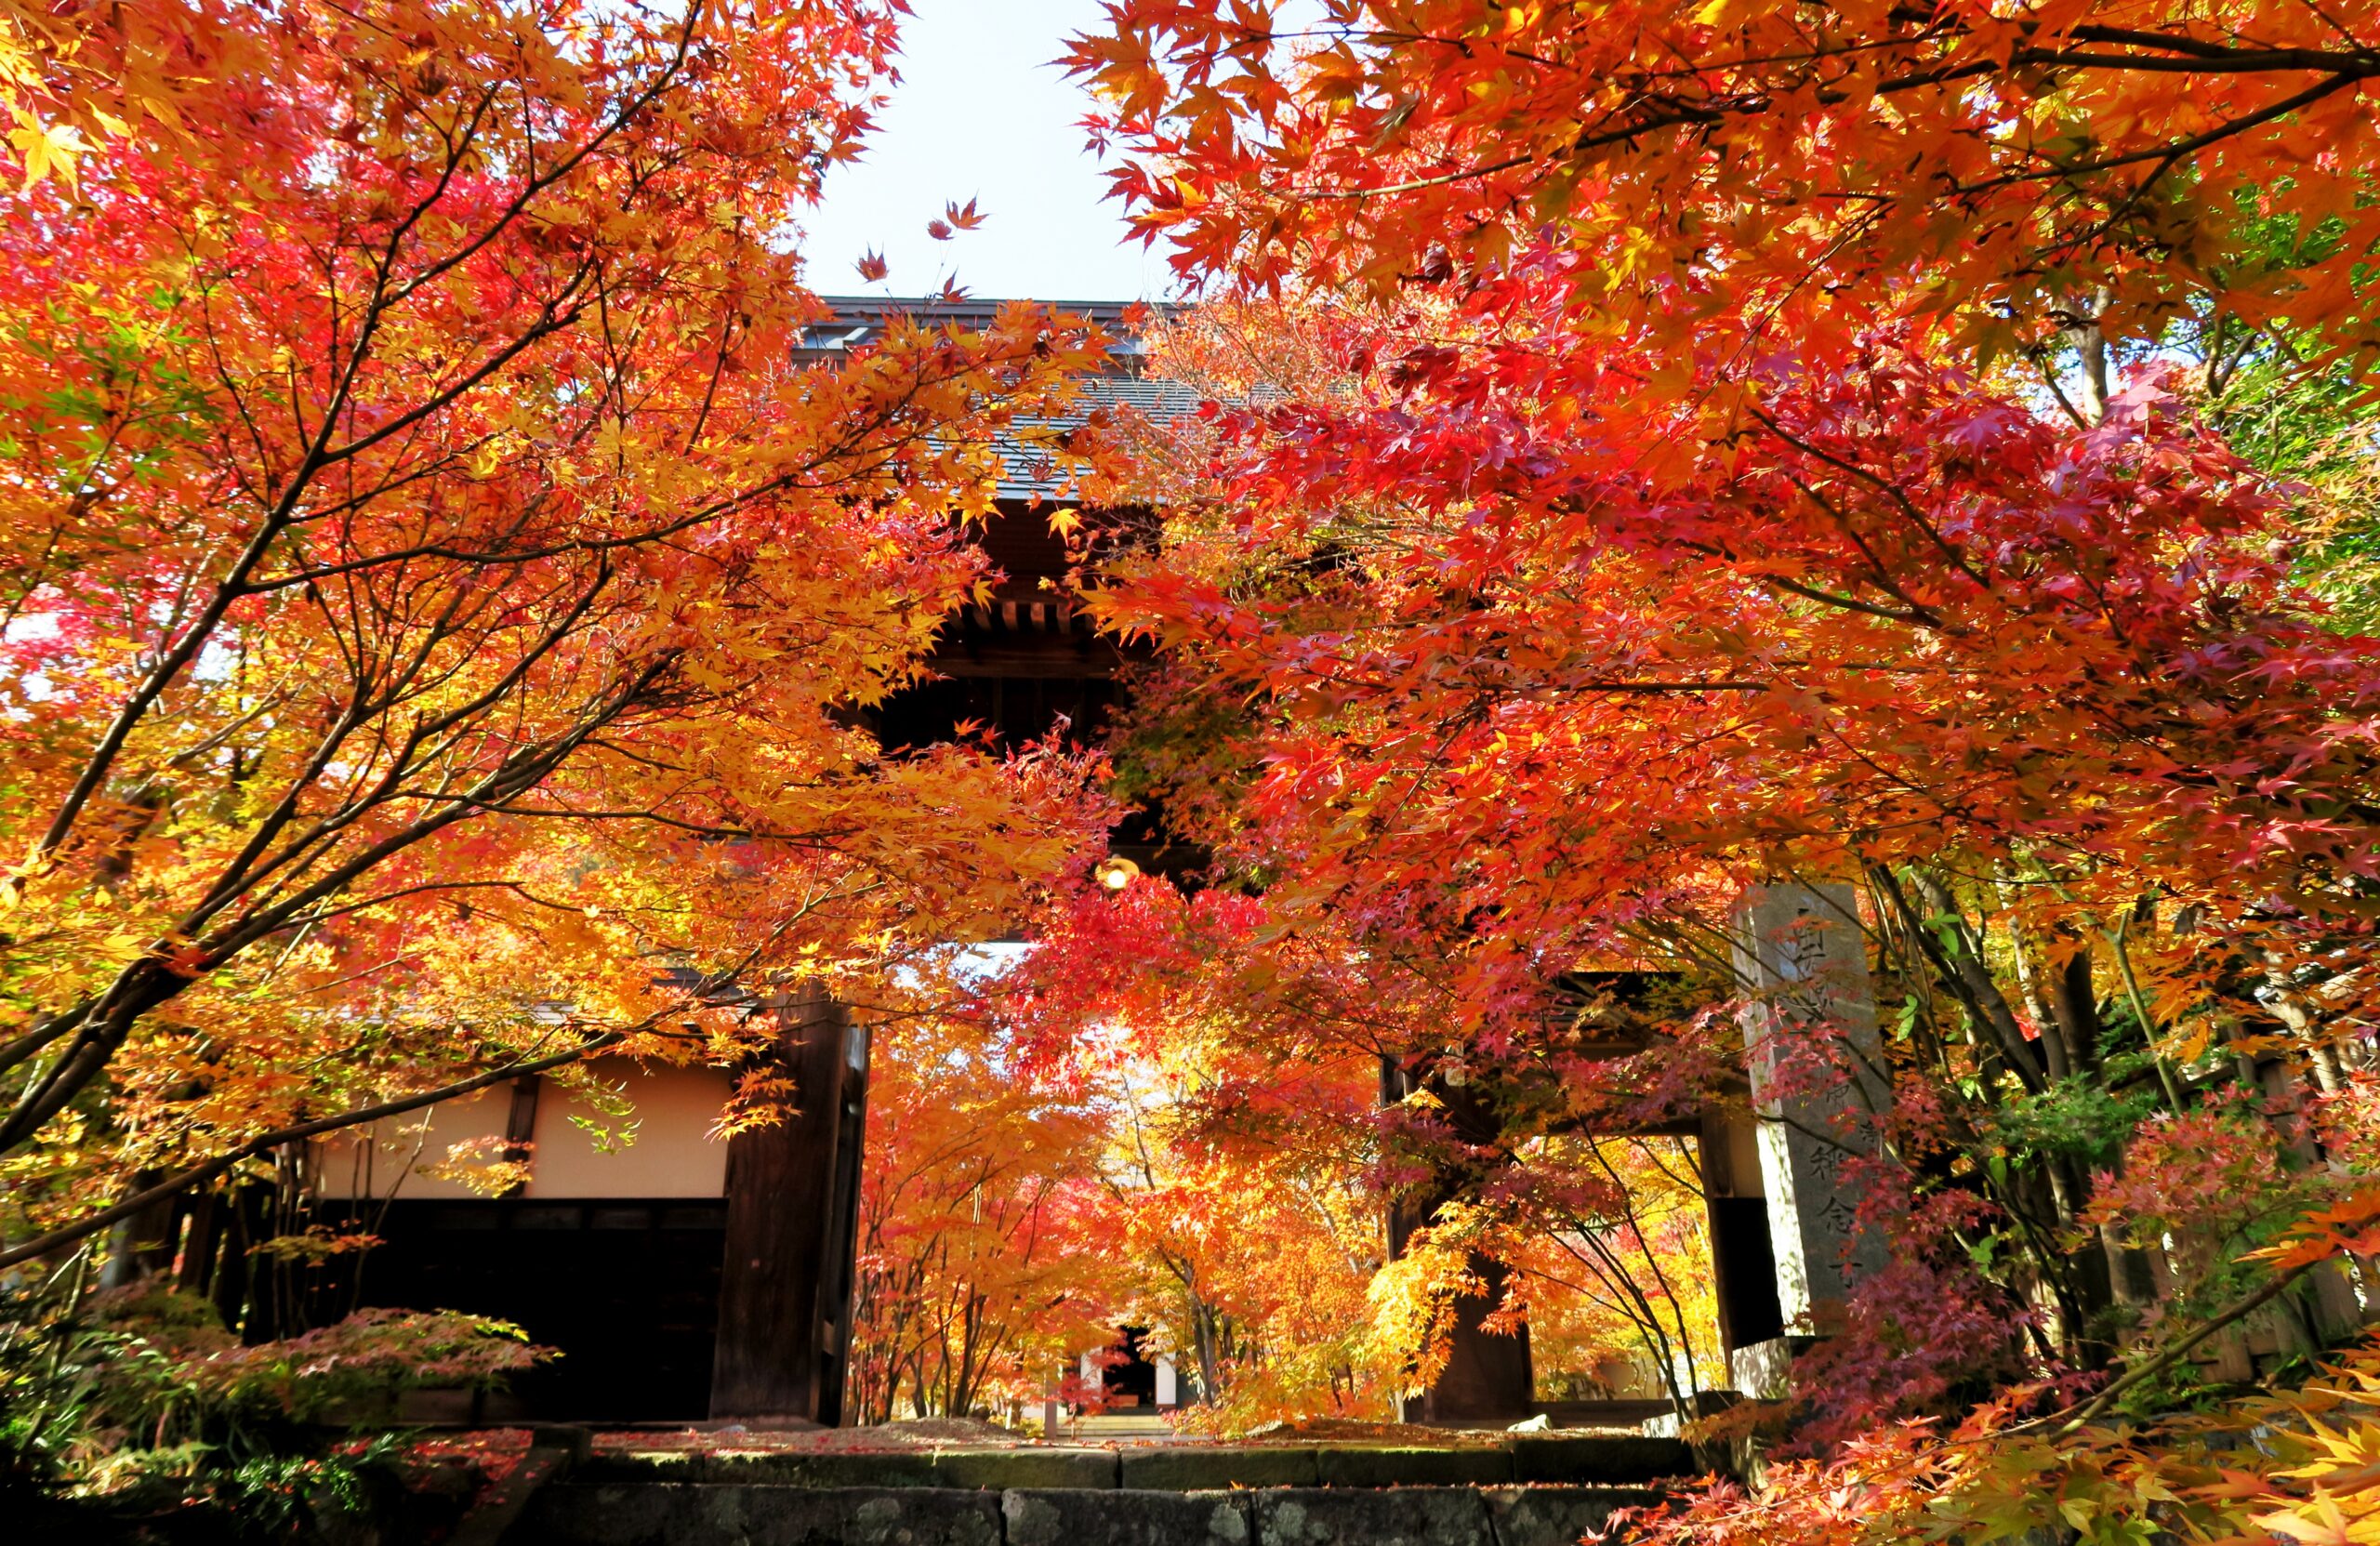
[795,295,1168,358]
[795,297,1208,499]
[991,372,1209,500]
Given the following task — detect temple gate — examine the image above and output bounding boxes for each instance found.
[295,299,1882,1427]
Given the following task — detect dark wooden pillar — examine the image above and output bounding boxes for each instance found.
[176,1191,219,1294]
[1381,1056,1535,1424]
[498,1076,540,1199]
[1400,1244,1535,1424]
[711,984,871,1422]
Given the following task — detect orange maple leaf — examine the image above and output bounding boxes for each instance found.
[2249,1188,2380,1272]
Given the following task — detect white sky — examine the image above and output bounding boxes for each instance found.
[797,0,1176,304]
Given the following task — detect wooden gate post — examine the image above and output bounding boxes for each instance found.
[1380,1056,1535,1424]
[710,984,871,1423]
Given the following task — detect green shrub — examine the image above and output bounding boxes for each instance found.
[3,1282,549,1539]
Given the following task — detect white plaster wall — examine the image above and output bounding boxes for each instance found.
[312,1061,733,1201]
[527,1062,731,1199]
[313,1088,512,1201]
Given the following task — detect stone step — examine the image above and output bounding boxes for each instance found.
[572,1434,1694,1492]
[514,1482,1666,1546]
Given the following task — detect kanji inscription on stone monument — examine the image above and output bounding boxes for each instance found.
[1730,881,1891,1323]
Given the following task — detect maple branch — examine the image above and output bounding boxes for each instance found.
[1874,865,2047,1095]
[183,561,620,931]
[1758,571,1945,628]
[1748,407,1993,596]
[377,0,711,311]
[0,1004,91,1084]
[238,335,1061,591]
[1772,468,1953,627]
[1955,69,2372,194]
[306,281,596,472]
[28,498,301,867]
[461,800,866,846]
[2037,1260,2319,1435]
[2060,25,2368,62]
[2025,46,2378,73]
[28,151,446,867]
[16,2,734,870]
[1299,151,1544,201]
[1574,680,1763,694]
[205,659,672,962]
[270,878,628,931]
[1271,27,2380,218]
[0,637,664,1153]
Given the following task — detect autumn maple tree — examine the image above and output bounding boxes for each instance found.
[840,893,1406,1432]
[0,0,1113,1286]
[955,854,1731,1429]
[1002,882,1400,1426]
[1037,0,2380,1532]
[845,984,1116,1426]
[8,0,2380,1534]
